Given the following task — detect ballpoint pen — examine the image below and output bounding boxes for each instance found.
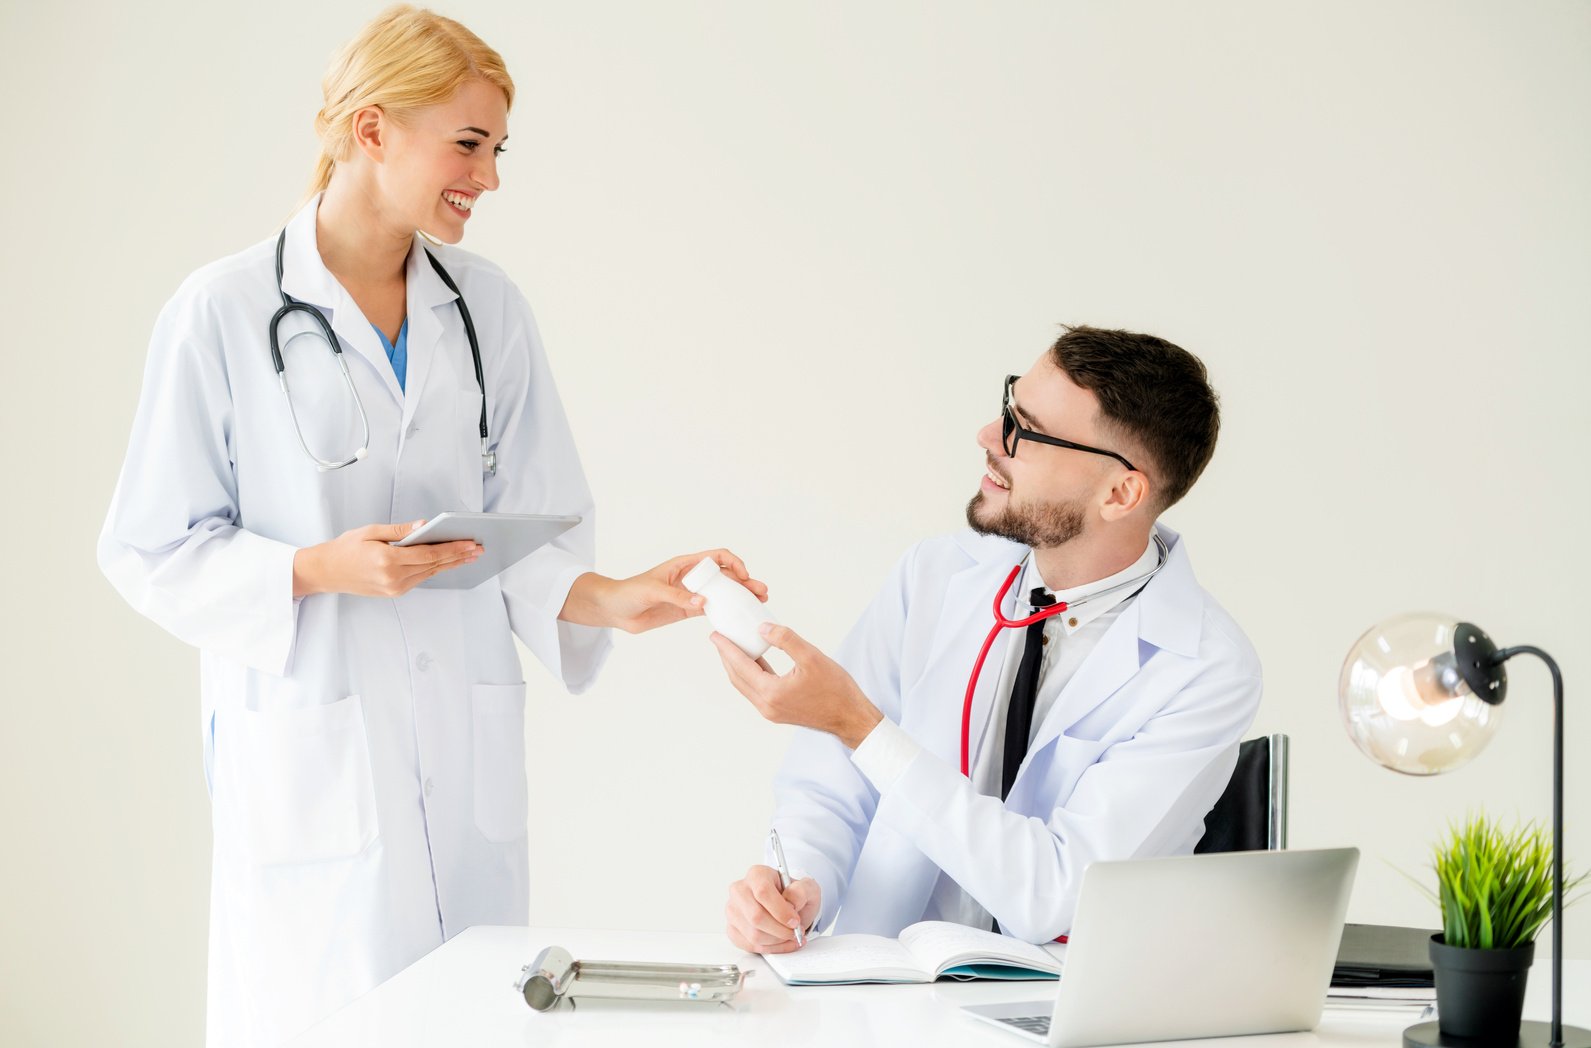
[767,828,806,948]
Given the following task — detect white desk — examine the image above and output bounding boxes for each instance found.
[288,926,1590,1048]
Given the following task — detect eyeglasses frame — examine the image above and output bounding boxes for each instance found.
[1001,374,1138,473]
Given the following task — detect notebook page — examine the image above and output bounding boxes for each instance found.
[899,921,1062,976]
[762,934,926,984]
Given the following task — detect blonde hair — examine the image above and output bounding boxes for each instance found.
[307,5,514,200]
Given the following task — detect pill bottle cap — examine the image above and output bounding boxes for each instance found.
[681,557,722,594]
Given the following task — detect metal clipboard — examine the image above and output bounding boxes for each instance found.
[516,945,749,1011]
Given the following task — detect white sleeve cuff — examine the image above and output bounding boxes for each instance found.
[850,717,923,793]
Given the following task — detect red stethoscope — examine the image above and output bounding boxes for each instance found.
[958,537,1169,778]
[960,566,1069,777]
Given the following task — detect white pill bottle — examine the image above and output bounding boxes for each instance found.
[682,557,775,659]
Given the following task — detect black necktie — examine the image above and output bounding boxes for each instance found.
[1001,587,1055,800]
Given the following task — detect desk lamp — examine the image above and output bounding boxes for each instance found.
[1339,613,1588,1048]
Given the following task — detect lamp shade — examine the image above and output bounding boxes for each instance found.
[1338,613,1504,775]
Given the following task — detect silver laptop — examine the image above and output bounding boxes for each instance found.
[963,847,1358,1047]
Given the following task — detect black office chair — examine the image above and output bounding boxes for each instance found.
[1194,733,1289,853]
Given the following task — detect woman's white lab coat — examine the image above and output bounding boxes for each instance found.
[98,197,612,1047]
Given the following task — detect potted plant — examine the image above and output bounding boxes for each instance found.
[1413,814,1584,1043]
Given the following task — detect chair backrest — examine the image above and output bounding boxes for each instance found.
[1195,733,1289,853]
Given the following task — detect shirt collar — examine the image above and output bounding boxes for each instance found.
[1019,538,1159,636]
[277,192,459,312]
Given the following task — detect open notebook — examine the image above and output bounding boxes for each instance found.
[763,921,1064,985]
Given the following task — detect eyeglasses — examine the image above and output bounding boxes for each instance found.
[1001,374,1137,472]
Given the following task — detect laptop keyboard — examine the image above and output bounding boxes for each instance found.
[998,1015,1053,1035]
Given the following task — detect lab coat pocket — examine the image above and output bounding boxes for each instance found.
[472,682,529,843]
[234,694,379,866]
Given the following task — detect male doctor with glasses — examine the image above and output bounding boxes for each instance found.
[710,325,1262,950]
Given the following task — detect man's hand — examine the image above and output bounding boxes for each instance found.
[725,865,820,954]
[710,623,884,749]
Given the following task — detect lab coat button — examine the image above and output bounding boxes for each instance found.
[416,652,433,672]
[423,778,435,797]
[408,425,420,438]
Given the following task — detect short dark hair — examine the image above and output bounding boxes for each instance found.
[1049,324,1220,511]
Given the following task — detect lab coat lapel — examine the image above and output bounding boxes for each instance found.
[1024,603,1142,761]
[328,296,405,407]
[907,536,1025,769]
[397,243,458,433]
[276,196,405,409]
[1021,526,1203,770]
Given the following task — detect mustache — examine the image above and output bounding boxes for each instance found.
[984,454,1011,486]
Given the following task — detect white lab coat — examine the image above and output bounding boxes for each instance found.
[98,196,612,1047]
[772,525,1261,943]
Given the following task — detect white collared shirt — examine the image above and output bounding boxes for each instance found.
[851,537,1159,930]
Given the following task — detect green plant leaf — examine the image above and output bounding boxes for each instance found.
[1423,813,1581,951]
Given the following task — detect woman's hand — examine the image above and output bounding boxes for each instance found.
[559,549,768,634]
[293,520,482,598]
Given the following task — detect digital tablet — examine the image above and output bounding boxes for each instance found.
[391,512,581,590]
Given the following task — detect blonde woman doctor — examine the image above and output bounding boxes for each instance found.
[97,8,763,1046]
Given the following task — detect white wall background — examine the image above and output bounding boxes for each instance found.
[2,2,1587,1045]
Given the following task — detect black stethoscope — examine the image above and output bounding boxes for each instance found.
[958,534,1170,777]
[268,229,495,475]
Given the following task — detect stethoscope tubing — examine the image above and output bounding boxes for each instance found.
[960,566,1069,776]
[958,535,1170,779]
[269,228,493,473]
[418,248,489,452]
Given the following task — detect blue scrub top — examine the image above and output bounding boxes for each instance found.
[372,318,409,393]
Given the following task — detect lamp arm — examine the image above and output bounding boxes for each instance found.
[1491,645,1566,1048]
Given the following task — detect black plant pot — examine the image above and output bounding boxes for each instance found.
[1428,934,1534,1043]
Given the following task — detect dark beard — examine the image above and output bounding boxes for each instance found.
[966,491,1085,548]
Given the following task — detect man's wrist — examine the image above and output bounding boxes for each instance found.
[835,697,884,750]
